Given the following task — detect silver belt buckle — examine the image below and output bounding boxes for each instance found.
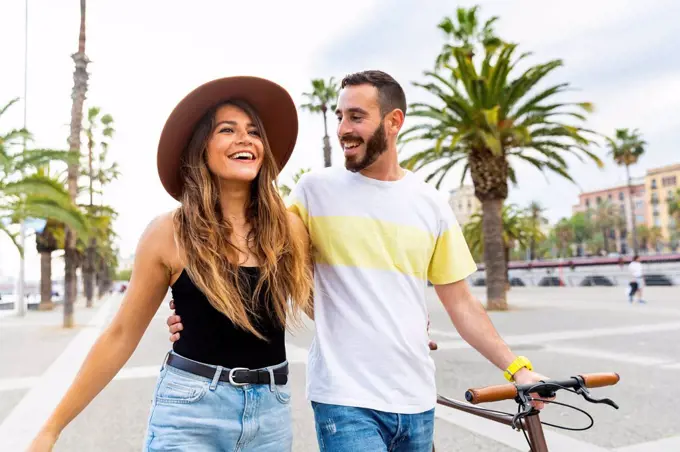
[228,367,249,386]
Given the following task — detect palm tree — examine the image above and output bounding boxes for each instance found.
[84,108,114,205]
[35,219,63,310]
[1,163,85,255]
[607,128,645,254]
[33,165,69,311]
[590,201,625,254]
[82,107,114,307]
[463,204,537,285]
[1,98,86,253]
[400,12,601,310]
[545,213,596,258]
[279,167,311,198]
[669,188,680,223]
[92,208,119,297]
[435,5,502,68]
[64,0,90,327]
[525,201,548,260]
[565,211,594,256]
[94,126,120,207]
[301,78,338,168]
[586,231,605,256]
[1,98,81,311]
[464,205,528,261]
[553,218,575,257]
[90,138,119,298]
[648,226,664,253]
[636,224,650,253]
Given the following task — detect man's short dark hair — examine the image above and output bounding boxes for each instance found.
[340,70,407,116]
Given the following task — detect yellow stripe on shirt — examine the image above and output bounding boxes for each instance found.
[288,204,477,283]
[308,216,435,279]
[427,223,478,285]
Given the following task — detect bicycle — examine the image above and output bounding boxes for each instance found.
[429,344,621,451]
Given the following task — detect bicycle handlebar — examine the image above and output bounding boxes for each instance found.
[465,373,620,404]
[580,373,620,388]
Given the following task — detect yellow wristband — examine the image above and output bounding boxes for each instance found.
[504,356,533,381]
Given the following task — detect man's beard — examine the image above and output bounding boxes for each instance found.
[342,121,388,173]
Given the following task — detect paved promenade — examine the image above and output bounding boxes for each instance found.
[1,286,678,451]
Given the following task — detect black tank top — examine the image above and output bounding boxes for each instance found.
[170,266,286,369]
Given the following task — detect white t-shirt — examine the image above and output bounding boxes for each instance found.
[629,261,643,279]
[287,167,477,414]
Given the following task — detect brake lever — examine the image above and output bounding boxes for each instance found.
[511,391,540,431]
[576,386,619,409]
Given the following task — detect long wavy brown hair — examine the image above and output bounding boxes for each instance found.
[173,99,312,340]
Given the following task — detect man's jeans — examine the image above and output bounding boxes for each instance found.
[312,402,435,451]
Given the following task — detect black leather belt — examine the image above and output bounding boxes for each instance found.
[166,353,288,386]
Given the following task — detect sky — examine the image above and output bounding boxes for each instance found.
[1,0,679,282]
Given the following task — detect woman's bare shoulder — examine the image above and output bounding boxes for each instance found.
[138,210,181,269]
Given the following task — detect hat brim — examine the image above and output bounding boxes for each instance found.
[157,76,298,200]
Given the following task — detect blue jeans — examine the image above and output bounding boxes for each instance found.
[143,352,292,451]
[312,402,435,451]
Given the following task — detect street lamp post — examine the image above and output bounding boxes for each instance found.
[16,0,29,317]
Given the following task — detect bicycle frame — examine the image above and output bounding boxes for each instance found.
[436,395,549,452]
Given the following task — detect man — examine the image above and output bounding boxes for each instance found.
[628,255,646,303]
[168,70,546,451]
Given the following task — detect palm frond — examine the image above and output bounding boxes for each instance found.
[2,174,71,204]
[459,163,470,187]
[0,98,21,119]
[10,197,88,237]
[405,28,599,198]
[14,149,79,171]
[1,128,33,147]
[0,220,22,255]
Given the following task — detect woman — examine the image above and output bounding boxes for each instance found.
[28,76,313,451]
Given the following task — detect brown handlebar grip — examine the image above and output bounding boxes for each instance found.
[465,384,518,404]
[580,373,620,388]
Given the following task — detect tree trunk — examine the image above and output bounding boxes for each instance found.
[626,164,638,255]
[99,261,112,296]
[76,258,82,299]
[84,238,96,307]
[469,148,509,311]
[322,109,331,168]
[64,0,89,328]
[504,245,510,290]
[64,247,77,326]
[602,228,609,255]
[482,199,507,310]
[85,132,95,307]
[95,257,102,299]
[105,269,112,294]
[36,225,57,311]
[38,252,54,311]
[89,146,94,206]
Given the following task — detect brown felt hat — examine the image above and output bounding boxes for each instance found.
[157,76,298,200]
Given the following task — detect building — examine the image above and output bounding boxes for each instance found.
[449,185,480,226]
[645,163,680,250]
[117,254,135,272]
[572,178,646,254]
